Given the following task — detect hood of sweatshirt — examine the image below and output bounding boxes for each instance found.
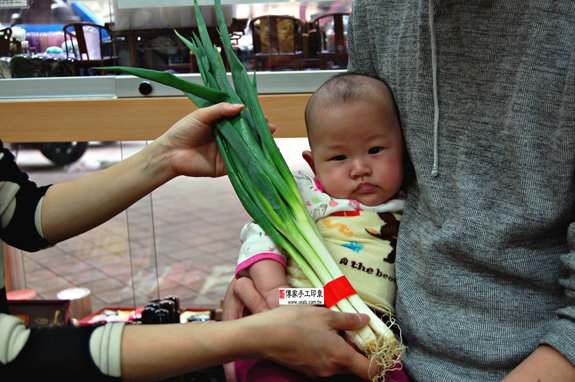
[429,0,440,177]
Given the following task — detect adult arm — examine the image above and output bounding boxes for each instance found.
[504,221,575,380]
[40,103,244,244]
[2,306,374,381]
[221,276,269,382]
[121,305,375,381]
[502,345,575,382]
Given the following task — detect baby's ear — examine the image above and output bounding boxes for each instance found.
[302,150,316,174]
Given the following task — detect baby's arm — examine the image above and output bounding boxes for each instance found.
[236,222,290,309]
[248,260,290,309]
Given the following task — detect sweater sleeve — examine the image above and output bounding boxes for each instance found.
[0,143,51,252]
[538,61,575,365]
[540,221,575,365]
[0,313,122,381]
[0,313,30,365]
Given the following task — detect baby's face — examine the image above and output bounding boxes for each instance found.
[304,101,403,206]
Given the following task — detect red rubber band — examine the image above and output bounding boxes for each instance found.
[323,276,357,308]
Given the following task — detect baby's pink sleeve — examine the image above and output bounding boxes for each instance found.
[236,222,287,278]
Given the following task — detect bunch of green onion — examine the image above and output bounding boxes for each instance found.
[102,0,404,377]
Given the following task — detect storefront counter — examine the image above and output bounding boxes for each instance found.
[0,94,310,143]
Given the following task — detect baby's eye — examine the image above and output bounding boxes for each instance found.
[369,147,383,154]
[330,155,347,161]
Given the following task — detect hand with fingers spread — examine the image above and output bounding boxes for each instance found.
[242,306,375,380]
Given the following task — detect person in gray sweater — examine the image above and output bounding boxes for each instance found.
[346,0,575,381]
[222,1,575,381]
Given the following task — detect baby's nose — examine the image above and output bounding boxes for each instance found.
[350,159,371,177]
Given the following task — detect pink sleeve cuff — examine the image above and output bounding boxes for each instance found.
[235,253,287,279]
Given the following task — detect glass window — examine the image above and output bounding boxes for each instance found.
[1,0,351,77]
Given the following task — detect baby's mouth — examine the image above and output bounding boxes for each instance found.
[356,183,377,193]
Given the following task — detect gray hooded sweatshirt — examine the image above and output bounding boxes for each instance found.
[347,1,575,380]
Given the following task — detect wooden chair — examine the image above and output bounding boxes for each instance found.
[249,15,305,71]
[228,18,249,47]
[63,22,118,75]
[309,12,350,70]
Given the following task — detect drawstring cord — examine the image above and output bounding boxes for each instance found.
[429,0,440,178]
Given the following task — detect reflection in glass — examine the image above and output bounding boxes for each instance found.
[1,1,352,78]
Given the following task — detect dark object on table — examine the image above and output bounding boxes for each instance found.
[10,53,77,78]
[8,299,71,328]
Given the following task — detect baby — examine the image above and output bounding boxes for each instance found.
[234,72,409,382]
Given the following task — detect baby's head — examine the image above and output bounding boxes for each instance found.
[303,73,404,206]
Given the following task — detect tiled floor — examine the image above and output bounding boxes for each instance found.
[10,138,310,317]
